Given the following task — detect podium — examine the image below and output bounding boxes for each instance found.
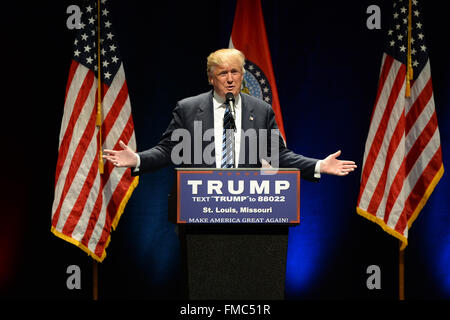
[172,168,300,300]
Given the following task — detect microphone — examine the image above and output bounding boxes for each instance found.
[225,92,237,168]
[225,92,236,129]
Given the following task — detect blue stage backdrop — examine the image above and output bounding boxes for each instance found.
[0,0,448,299]
[98,0,449,299]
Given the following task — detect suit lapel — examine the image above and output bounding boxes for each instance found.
[195,91,215,167]
[241,94,255,131]
[240,94,256,166]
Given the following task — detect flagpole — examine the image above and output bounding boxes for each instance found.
[93,261,99,300]
[96,0,104,174]
[399,241,405,300]
[92,0,102,301]
[399,0,413,301]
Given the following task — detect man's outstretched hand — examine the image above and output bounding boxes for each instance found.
[103,141,138,168]
[320,150,357,176]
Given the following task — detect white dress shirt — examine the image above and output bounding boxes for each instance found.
[213,91,241,168]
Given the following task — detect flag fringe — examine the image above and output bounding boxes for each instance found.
[50,175,139,262]
[407,164,444,229]
[112,176,139,230]
[357,164,444,250]
[356,207,408,249]
[51,226,105,262]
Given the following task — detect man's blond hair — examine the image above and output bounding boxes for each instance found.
[206,48,245,81]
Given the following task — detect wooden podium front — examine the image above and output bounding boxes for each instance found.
[173,168,300,300]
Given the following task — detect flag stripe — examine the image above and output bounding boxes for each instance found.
[60,62,87,147]
[102,82,130,146]
[83,175,105,254]
[382,154,407,224]
[404,147,443,224]
[405,112,439,176]
[52,81,98,228]
[358,63,406,207]
[394,145,442,234]
[55,66,94,184]
[79,115,136,257]
[77,174,103,250]
[405,96,434,154]
[380,107,438,225]
[405,80,433,134]
[71,167,101,242]
[370,54,394,124]
[95,169,134,257]
[61,126,101,234]
[61,146,100,236]
[64,60,80,102]
[102,65,124,116]
[53,108,98,232]
[361,54,398,171]
[359,61,405,188]
[366,110,406,215]
[384,129,439,230]
[101,115,136,196]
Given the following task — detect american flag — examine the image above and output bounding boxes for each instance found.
[51,0,138,262]
[357,0,444,249]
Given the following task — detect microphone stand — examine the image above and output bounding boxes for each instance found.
[226,93,237,169]
[230,111,237,169]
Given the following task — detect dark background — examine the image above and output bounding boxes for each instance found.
[1,0,449,301]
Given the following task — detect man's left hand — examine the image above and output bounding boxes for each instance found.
[320,150,357,176]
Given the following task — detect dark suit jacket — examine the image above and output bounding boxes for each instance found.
[135,91,319,181]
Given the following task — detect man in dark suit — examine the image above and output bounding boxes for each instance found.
[103,48,357,299]
[103,48,356,178]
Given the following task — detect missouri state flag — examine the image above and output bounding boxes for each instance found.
[229,0,286,141]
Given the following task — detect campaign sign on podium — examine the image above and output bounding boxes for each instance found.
[176,168,300,224]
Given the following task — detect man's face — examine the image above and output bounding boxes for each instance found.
[209,58,243,99]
